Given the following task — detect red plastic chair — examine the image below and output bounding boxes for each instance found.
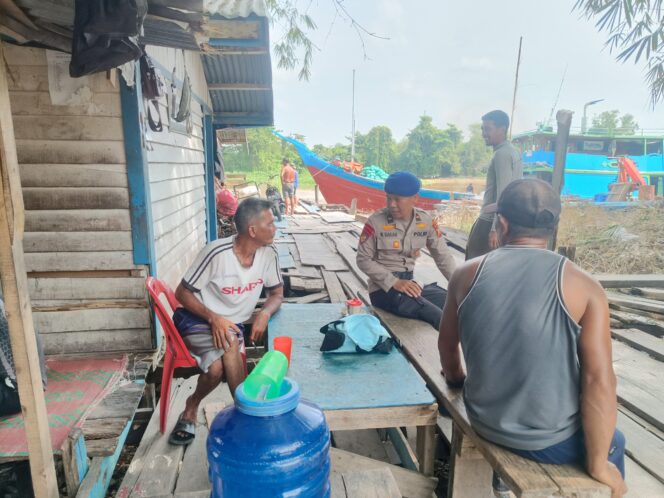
[145,277,247,434]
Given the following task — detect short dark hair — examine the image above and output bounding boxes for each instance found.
[282,157,289,164]
[234,198,273,234]
[482,110,510,130]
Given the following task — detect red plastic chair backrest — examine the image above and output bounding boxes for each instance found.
[145,276,195,365]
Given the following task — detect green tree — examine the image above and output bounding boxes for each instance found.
[591,110,639,135]
[574,0,664,105]
[354,126,397,169]
[398,116,461,178]
[222,128,299,177]
[619,113,639,134]
[266,1,388,80]
[312,143,351,161]
[459,124,492,176]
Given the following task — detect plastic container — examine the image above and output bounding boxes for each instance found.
[273,336,293,366]
[242,351,288,400]
[346,298,363,315]
[208,378,331,497]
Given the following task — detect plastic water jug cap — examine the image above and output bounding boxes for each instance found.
[235,377,300,417]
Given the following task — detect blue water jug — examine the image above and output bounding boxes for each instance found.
[207,378,330,497]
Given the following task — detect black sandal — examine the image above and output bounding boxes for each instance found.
[168,414,196,446]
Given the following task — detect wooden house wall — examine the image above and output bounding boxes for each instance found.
[4,44,152,355]
[145,46,212,289]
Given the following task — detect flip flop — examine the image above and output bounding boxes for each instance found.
[168,414,196,446]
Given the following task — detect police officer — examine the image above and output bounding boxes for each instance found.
[357,171,457,330]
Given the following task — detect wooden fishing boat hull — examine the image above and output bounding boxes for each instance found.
[276,132,471,211]
[306,164,470,211]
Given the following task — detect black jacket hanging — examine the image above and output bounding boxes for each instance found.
[70,0,148,78]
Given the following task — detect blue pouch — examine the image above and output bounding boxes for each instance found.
[319,314,393,353]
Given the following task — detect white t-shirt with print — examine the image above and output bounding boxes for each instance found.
[181,236,283,324]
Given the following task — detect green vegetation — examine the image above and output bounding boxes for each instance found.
[222,116,494,184]
[591,110,639,135]
[574,0,664,106]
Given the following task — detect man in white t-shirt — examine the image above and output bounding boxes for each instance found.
[170,197,284,445]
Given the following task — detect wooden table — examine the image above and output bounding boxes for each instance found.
[268,303,438,475]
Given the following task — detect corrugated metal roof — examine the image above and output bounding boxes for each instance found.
[14,0,274,126]
[205,0,266,18]
[203,51,273,127]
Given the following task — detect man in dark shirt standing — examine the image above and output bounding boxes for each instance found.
[466,110,522,259]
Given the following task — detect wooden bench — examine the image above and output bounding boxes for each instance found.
[370,306,611,498]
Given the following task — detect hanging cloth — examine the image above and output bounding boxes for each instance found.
[170,50,192,123]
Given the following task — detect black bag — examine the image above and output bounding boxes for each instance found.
[140,53,162,100]
[140,53,164,132]
[70,0,147,77]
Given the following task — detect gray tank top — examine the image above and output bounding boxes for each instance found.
[458,246,581,450]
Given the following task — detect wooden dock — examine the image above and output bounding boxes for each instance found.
[118,206,664,497]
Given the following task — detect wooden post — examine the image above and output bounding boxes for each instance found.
[447,423,493,498]
[557,245,576,263]
[0,41,59,498]
[416,424,436,476]
[314,184,320,205]
[548,109,573,251]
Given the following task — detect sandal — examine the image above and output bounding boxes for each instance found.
[168,414,196,446]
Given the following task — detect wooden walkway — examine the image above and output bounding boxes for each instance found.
[119,207,664,497]
[118,377,436,497]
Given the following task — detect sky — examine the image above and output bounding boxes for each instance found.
[269,0,662,146]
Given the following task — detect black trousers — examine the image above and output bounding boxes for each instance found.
[370,283,447,330]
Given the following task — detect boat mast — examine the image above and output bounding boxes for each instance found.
[509,36,523,139]
[351,69,356,162]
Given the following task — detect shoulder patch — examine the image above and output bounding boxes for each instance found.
[360,223,375,244]
[432,218,443,238]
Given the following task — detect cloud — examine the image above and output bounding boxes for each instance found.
[459,56,495,71]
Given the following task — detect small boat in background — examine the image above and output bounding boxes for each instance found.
[513,128,664,201]
[275,133,472,212]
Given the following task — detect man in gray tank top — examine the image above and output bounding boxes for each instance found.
[438,179,626,497]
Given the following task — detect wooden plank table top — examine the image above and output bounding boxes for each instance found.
[268,303,438,475]
[267,303,436,411]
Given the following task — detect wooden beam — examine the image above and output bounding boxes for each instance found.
[208,83,271,91]
[597,274,664,289]
[330,447,437,497]
[324,405,437,432]
[147,4,204,23]
[0,41,58,498]
[0,13,70,52]
[149,0,204,11]
[61,428,89,497]
[0,0,39,30]
[213,112,273,127]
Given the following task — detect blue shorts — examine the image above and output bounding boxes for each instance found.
[508,428,625,478]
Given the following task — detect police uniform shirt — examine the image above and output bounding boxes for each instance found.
[356,208,457,293]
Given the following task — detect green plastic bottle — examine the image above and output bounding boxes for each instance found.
[242,351,288,400]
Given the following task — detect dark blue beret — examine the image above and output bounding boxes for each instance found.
[384,171,421,196]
